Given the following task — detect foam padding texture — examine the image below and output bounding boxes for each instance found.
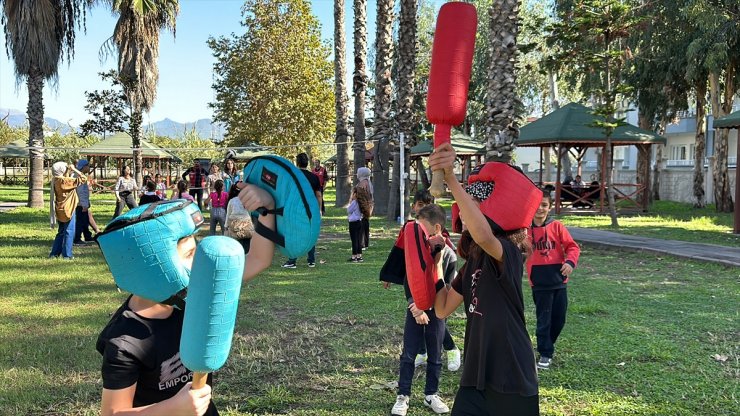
[242,155,321,258]
[97,200,203,302]
[180,236,245,373]
[403,221,438,310]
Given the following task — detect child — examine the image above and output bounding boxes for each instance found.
[390,203,454,416]
[429,143,540,416]
[406,190,461,371]
[171,180,196,202]
[209,179,229,235]
[527,190,580,369]
[347,186,371,262]
[155,174,167,199]
[50,161,87,259]
[96,184,277,416]
[138,180,161,205]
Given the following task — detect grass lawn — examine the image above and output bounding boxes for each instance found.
[0,186,737,415]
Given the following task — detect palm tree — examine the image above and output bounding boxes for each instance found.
[389,0,417,220]
[107,0,179,187]
[484,0,521,163]
[370,0,394,215]
[1,0,95,208]
[352,0,368,180]
[333,0,351,206]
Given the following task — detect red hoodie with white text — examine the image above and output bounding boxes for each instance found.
[526,218,580,291]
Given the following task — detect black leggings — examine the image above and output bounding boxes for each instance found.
[451,387,539,416]
[349,220,363,255]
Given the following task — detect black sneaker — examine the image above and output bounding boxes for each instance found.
[356,257,364,263]
[537,356,552,370]
[281,262,297,269]
[308,262,316,268]
[347,258,357,263]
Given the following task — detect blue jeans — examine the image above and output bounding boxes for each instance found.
[50,214,76,259]
[287,246,315,265]
[398,307,444,396]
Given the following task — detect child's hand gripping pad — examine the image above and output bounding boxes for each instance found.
[242,155,321,258]
[403,221,438,310]
[468,162,541,232]
[181,236,245,374]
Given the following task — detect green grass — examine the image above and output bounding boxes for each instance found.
[555,200,739,247]
[0,187,738,415]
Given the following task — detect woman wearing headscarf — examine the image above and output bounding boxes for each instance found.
[50,161,87,259]
[356,167,374,248]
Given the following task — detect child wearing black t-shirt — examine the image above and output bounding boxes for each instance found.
[429,143,539,416]
[97,184,277,416]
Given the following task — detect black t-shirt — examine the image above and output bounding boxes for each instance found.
[301,169,322,197]
[451,238,538,397]
[96,296,218,414]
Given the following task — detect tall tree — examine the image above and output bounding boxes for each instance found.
[79,70,128,139]
[1,0,95,207]
[370,0,394,215]
[484,0,522,163]
[685,0,739,212]
[626,0,690,208]
[208,0,335,158]
[107,0,180,187]
[549,0,643,227]
[390,0,418,220]
[334,0,352,206]
[352,0,368,179]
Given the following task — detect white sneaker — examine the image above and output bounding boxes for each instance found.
[424,394,450,414]
[447,348,461,371]
[391,394,409,416]
[414,353,427,367]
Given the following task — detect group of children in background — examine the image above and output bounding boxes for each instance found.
[44,145,583,415]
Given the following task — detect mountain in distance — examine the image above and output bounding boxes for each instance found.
[1,108,224,141]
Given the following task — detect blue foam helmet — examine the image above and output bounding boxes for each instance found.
[97,200,204,305]
[242,155,321,258]
[180,236,245,374]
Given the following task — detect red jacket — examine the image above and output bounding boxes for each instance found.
[526,218,580,290]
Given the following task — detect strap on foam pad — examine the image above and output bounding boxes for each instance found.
[254,219,285,248]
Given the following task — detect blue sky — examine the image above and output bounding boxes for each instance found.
[0,0,400,126]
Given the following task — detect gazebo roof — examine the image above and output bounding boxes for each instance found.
[79,132,178,160]
[517,102,667,147]
[713,109,740,128]
[0,139,50,159]
[410,133,485,156]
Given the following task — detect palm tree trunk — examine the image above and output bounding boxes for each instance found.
[27,67,46,208]
[352,0,368,178]
[334,0,351,206]
[485,0,521,163]
[130,110,144,188]
[390,0,417,221]
[370,0,394,216]
[692,81,707,208]
[636,113,652,210]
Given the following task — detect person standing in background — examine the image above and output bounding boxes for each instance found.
[312,158,328,215]
[181,160,208,210]
[356,167,374,249]
[73,159,95,245]
[113,165,138,219]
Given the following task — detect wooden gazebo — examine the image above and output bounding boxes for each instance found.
[79,132,180,183]
[713,109,740,234]
[410,133,485,188]
[516,103,667,213]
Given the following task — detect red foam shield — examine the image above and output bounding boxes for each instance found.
[426,2,477,147]
[468,162,541,232]
[403,221,438,310]
[451,202,462,233]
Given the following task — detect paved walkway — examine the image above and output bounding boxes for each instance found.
[0,202,25,212]
[570,227,740,268]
